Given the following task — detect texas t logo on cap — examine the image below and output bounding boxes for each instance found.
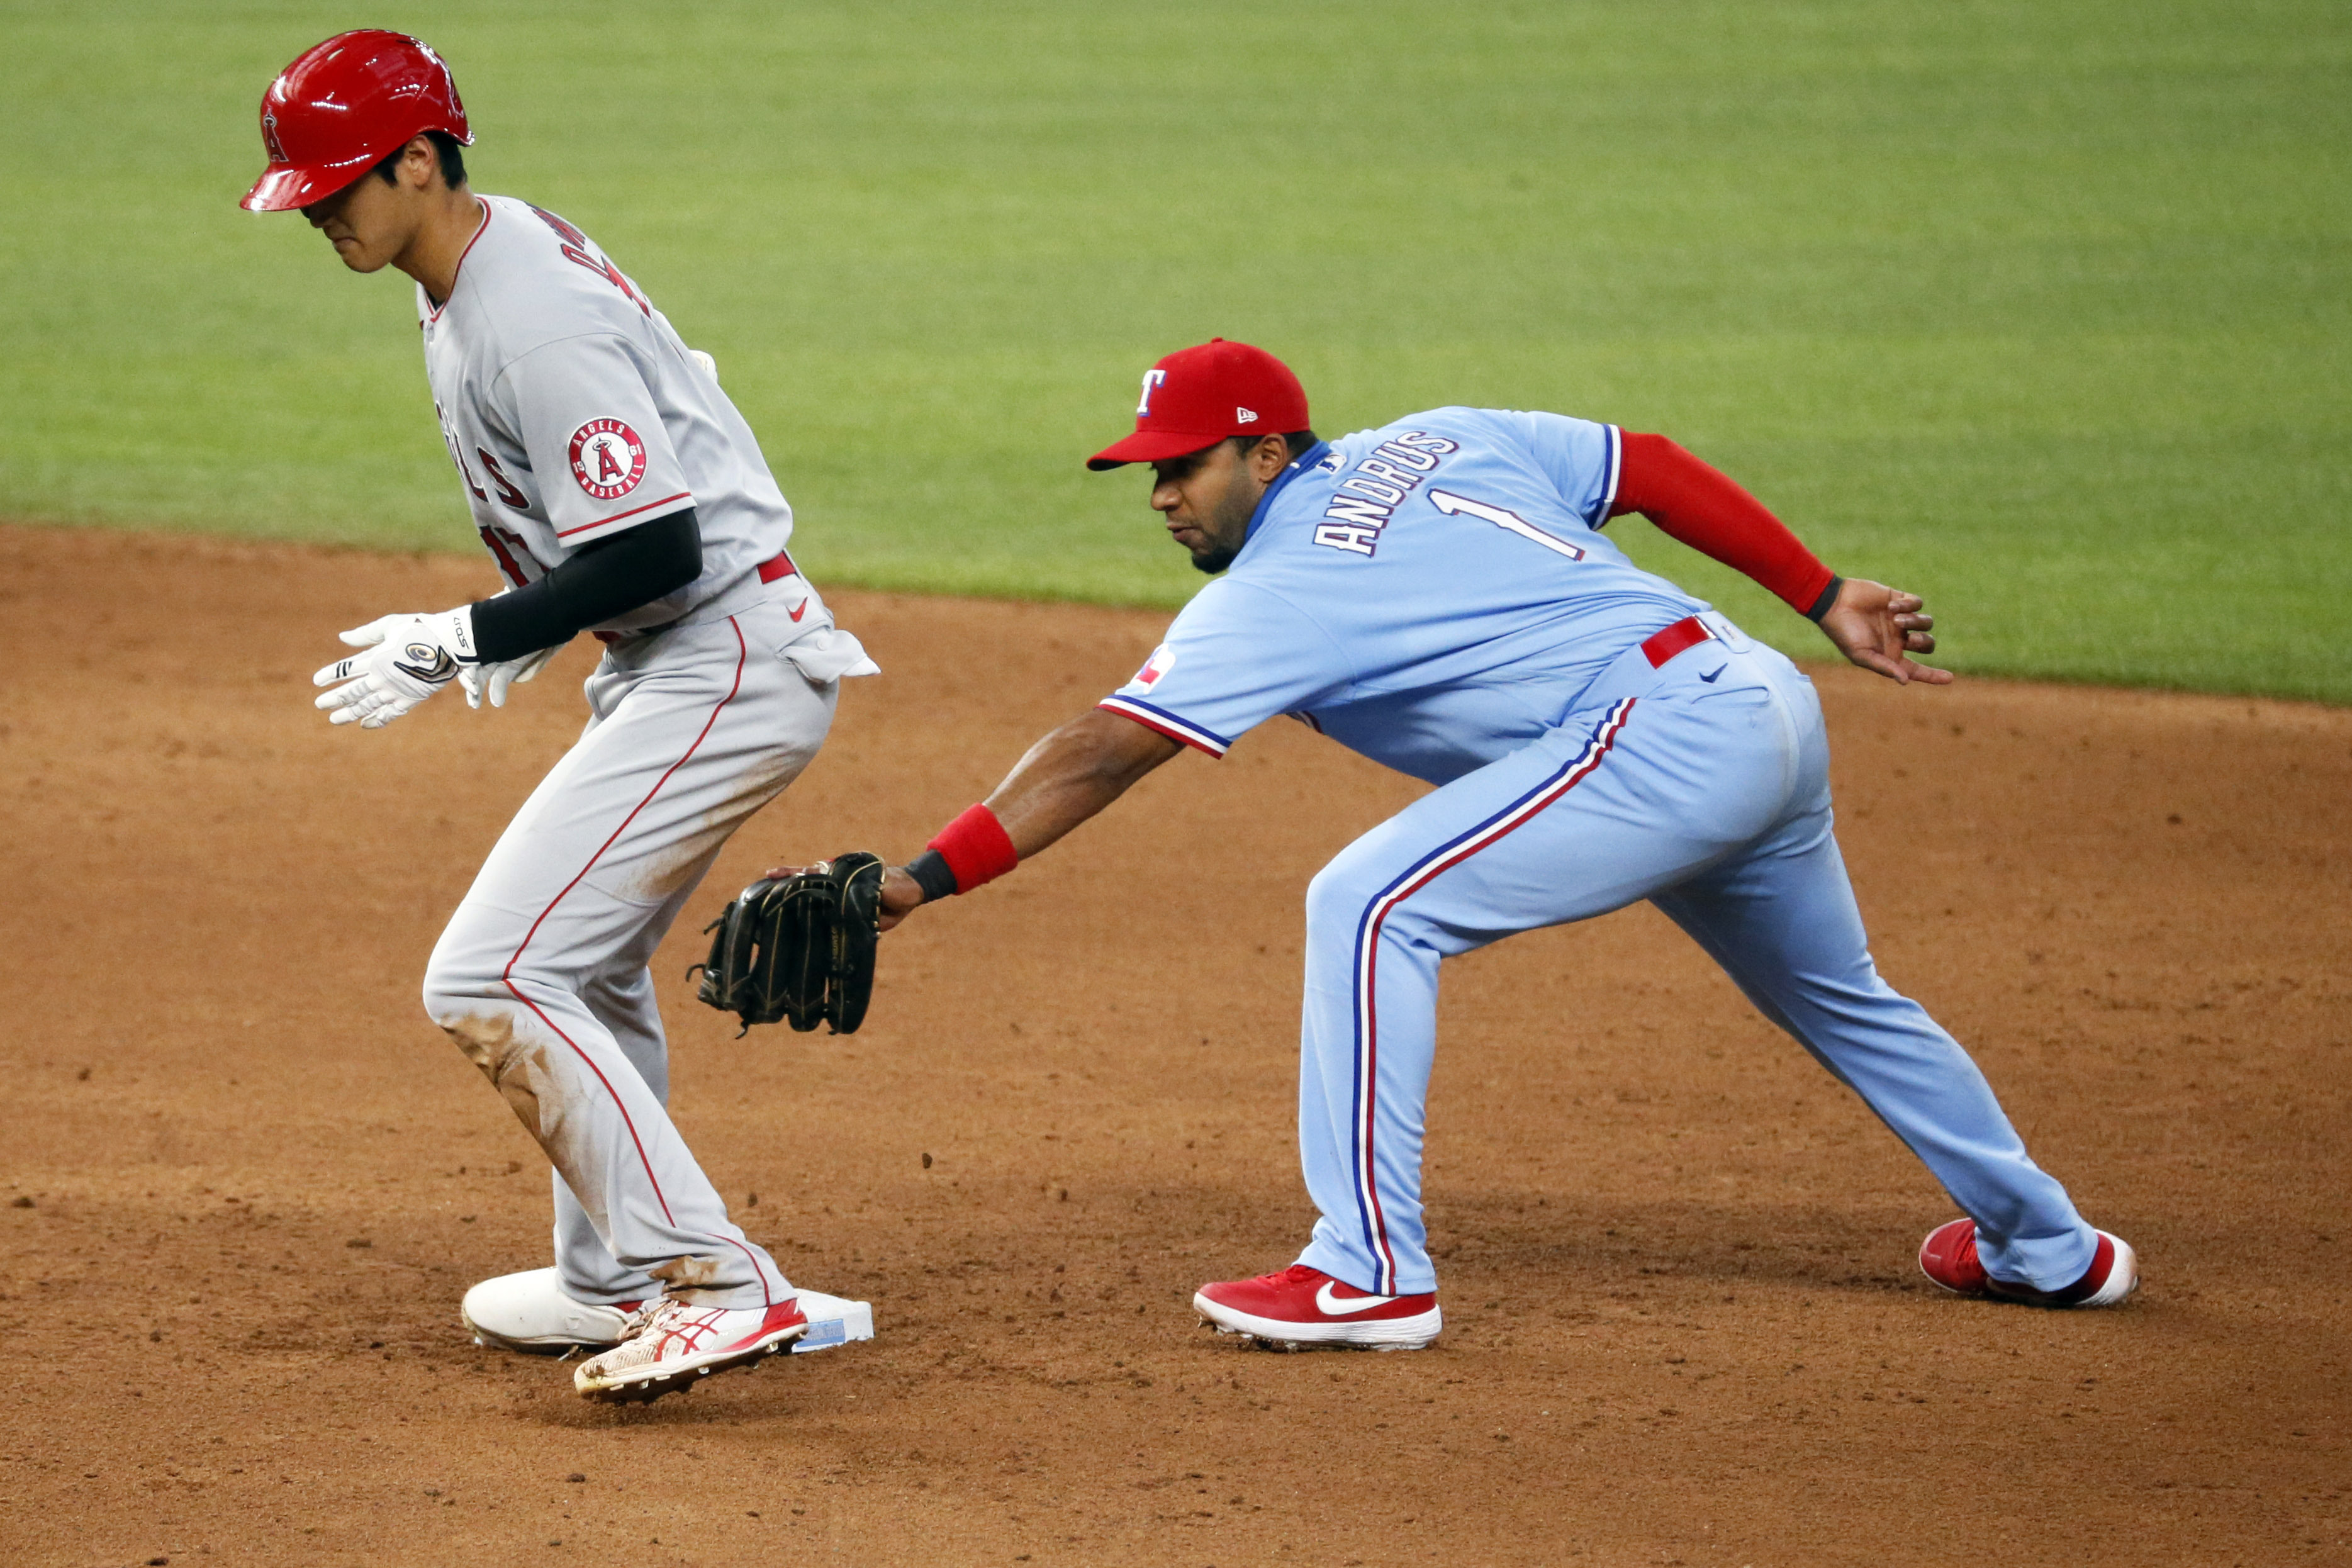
[1087,339,1310,470]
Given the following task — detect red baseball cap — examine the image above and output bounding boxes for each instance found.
[1085,339,1310,471]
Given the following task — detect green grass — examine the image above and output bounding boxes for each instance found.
[3,1,2346,700]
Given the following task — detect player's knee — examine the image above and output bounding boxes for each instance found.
[422,951,536,1091]
[420,941,503,1029]
[1305,854,1383,935]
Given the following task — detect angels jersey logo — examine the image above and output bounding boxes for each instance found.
[568,418,646,501]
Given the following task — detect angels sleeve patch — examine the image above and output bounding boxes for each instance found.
[569,418,647,500]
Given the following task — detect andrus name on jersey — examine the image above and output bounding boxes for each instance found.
[1313,431,1460,557]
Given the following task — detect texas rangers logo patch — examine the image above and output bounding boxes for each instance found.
[568,418,647,500]
[1133,644,1177,687]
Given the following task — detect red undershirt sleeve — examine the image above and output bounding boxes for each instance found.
[1607,432,1839,618]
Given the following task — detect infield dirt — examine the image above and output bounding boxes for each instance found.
[3,524,2347,1567]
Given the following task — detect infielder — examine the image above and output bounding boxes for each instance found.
[865,338,2137,1348]
[244,32,876,1399]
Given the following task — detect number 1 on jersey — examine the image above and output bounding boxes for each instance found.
[1426,489,1586,561]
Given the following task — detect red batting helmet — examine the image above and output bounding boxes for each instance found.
[1086,339,1311,470]
[240,30,472,213]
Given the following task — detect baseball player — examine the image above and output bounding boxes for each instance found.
[243,31,876,1400]
[864,338,2137,1348]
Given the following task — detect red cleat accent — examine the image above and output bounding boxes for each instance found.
[1918,1219,2139,1308]
[1193,1263,1442,1350]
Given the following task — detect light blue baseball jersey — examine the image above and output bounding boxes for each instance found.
[1100,408,1711,785]
[1094,405,2105,1309]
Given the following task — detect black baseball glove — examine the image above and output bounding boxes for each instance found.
[693,853,885,1036]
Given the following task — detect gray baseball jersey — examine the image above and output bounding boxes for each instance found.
[408,193,873,1316]
[422,194,798,634]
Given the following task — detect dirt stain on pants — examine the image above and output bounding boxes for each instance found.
[440,1011,559,1147]
[649,1256,725,1295]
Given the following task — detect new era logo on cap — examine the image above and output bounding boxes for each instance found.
[1087,339,1309,470]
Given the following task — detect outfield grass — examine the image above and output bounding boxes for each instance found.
[2,2,2345,700]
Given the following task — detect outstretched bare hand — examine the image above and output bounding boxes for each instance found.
[1815,578,1952,686]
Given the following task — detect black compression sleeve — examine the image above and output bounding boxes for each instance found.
[469,508,703,663]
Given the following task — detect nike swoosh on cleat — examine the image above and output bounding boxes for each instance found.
[1314,1281,1399,1316]
[1699,664,1726,682]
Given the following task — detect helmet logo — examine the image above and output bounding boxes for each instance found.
[262,109,289,164]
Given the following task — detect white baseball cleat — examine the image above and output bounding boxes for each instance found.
[573,1296,809,1403]
[461,1267,641,1353]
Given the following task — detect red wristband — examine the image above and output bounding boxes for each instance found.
[926,802,1018,894]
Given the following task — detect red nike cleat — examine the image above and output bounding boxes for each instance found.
[1193,1263,1442,1350]
[1918,1218,2140,1308]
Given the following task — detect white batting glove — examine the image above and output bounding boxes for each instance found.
[688,348,719,383]
[312,608,477,729]
[461,643,561,709]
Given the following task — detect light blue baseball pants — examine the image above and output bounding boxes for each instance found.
[1292,624,2098,1299]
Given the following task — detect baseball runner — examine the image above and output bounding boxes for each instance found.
[243,32,877,1400]
[861,338,2137,1348]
